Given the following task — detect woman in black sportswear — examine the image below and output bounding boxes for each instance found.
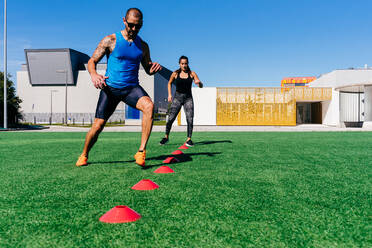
[160,56,203,146]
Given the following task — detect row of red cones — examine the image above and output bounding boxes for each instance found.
[156,143,188,173]
[99,143,190,223]
[99,179,160,223]
[161,143,188,164]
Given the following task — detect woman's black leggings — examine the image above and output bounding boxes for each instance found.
[166,92,194,138]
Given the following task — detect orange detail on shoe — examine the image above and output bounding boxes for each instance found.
[76,155,88,167]
[134,150,146,167]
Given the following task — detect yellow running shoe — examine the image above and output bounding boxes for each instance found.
[76,155,88,167]
[134,150,146,167]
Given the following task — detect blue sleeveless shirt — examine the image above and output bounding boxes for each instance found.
[105,31,143,89]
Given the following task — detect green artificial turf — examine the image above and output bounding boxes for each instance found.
[0,132,371,247]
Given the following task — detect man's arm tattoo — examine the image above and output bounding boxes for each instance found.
[91,35,115,62]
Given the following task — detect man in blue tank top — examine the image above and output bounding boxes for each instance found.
[76,8,162,167]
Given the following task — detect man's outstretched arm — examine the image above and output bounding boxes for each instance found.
[141,40,162,75]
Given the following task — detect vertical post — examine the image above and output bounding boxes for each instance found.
[358,92,360,123]
[50,90,52,124]
[50,90,57,124]
[65,71,67,125]
[3,0,7,129]
[57,70,68,125]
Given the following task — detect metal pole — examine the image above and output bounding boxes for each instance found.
[50,90,52,123]
[358,92,360,123]
[50,90,57,124]
[65,71,67,125]
[56,70,68,125]
[3,0,7,129]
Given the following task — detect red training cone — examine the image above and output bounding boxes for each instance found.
[163,156,179,164]
[178,144,189,150]
[172,150,184,155]
[99,205,141,223]
[154,166,175,174]
[131,179,159,190]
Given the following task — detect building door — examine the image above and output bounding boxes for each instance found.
[311,102,322,124]
[296,103,310,124]
[296,102,322,124]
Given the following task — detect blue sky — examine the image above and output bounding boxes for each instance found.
[1,0,372,88]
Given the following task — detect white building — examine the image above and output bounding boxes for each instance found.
[17,49,172,124]
[310,68,372,127]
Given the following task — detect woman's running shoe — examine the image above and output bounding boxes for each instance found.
[159,137,169,145]
[185,140,194,147]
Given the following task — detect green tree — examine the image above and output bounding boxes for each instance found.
[0,72,23,127]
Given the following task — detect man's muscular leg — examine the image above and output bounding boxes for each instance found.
[76,118,106,166]
[136,96,154,151]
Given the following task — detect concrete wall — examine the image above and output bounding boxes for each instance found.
[139,69,154,100]
[180,87,217,126]
[364,85,372,122]
[321,90,339,126]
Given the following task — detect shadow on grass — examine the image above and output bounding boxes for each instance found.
[194,140,232,145]
[0,124,49,131]
[142,152,222,170]
[88,151,222,169]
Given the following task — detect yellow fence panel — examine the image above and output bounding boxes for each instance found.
[217,87,296,126]
[216,87,332,126]
[294,87,332,101]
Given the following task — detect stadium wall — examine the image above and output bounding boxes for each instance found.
[179,87,217,126]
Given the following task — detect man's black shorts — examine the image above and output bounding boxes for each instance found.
[95,84,149,120]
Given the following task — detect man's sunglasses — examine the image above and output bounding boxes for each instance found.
[126,22,142,29]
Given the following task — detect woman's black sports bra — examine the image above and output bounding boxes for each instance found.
[175,72,193,95]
